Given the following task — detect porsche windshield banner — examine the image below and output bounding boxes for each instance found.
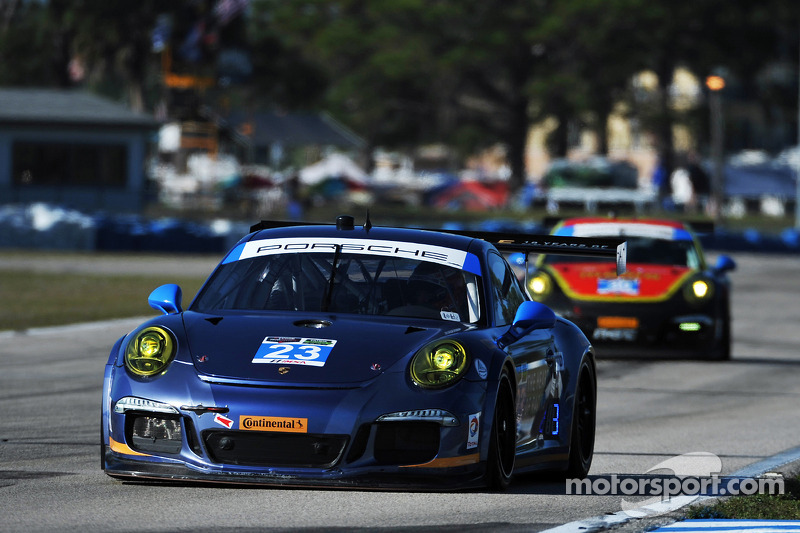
[225,237,481,274]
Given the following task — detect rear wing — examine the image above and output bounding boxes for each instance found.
[437,229,626,275]
[250,218,627,275]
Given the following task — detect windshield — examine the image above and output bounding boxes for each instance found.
[191,251,482,323]
[544,237,700,268]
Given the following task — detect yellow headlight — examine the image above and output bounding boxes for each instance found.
[692,280,709,298]
[433,348,455,370]
[528,273,552,301]
[684,278,714,304]
[410,340,468,388]
[124,326,176,377]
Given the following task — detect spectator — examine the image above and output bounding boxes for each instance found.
[652,156,673,211]
[670,166,693,210]
[285,172,304,220]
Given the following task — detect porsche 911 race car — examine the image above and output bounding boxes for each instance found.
[101,215,626,489]
[524,217,735,360]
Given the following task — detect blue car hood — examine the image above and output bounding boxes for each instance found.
[181,311,455,384]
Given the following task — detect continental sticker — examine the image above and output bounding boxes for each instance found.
[252,336,337,367]
[240,416,308,433]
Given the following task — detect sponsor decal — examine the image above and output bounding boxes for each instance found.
[597,278,640,295]
[440,311,461,321]
[233,237,479,274]
[498,238,615,251]
[597,316,639,329]
[594,328,637,341]
[253,337,337,367]
[467,412,480,449]
[474,359,488,380]
[214,413,234,429]
[240,416,308,433]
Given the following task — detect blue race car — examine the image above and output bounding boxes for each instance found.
[101,215,626,489]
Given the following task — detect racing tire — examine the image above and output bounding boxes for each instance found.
[709,307,731,361]
[485,368,516,490]
[566,359,596,478]
[100,412,106,470]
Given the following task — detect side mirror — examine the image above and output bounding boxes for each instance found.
[497,301,556,348]
[148,284,183,315]
[713,255,736,273]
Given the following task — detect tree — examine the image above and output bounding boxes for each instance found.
[255,0,653,190]
[0,1,60,86]
[3,0,797,180]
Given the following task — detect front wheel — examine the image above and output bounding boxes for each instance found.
[566,359,596,478]
[485,369,516,490]
[708,308,731,361]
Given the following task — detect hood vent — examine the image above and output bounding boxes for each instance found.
[294,319,332,329]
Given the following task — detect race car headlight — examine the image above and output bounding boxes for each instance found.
[692,280,709,298]
[684,278,714,304]
[528,272,552,301]
[124,326,176,377]
[410,340,469,389]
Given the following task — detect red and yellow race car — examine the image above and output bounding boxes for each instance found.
[524,217,736,360]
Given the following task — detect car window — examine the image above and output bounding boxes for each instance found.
[488,252,526,326]
[191,251,482,323]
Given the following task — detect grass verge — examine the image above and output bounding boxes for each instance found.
[686,474,800,520]
[0,270,207,331]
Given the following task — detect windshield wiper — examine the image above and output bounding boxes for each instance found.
[322,244,343,312]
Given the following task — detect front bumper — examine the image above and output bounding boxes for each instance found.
[103,363,492,489]
[553,301,725,358]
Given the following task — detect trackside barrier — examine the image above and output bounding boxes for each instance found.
[1,203,800,255]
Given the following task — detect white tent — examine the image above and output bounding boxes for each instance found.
[299,153,368,185]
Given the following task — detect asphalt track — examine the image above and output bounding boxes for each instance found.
[1,252,800,532]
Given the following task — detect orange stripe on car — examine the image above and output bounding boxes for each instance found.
[109,437,151,457]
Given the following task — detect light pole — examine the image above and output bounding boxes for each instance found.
[706,75,725,225]
[796,32,800,228]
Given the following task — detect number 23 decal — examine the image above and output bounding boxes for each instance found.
[252,337,337,367]
[264,344,323,360]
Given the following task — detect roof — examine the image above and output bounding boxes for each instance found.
[0,88,159,129]
[245,219,626,274]
[225,110,365,149]
[245,222,477,252]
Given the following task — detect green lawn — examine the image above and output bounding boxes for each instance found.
[0,270,207,331]
[687,474,800,520]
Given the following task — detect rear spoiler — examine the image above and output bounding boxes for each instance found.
[250,218,627,275]
[438,229,626,275]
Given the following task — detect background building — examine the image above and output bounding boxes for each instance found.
[0,88,159,212]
